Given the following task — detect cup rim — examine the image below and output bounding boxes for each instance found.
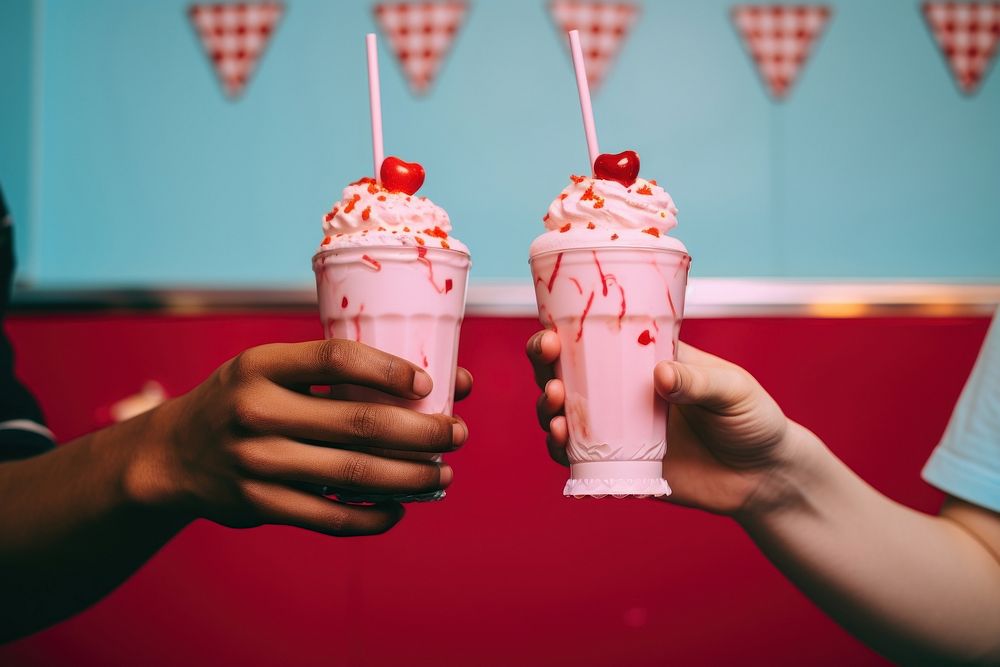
[529,245,690,264]
[312,244,471,264]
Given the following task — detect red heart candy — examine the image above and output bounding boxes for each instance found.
[593,150,640,188]
[380,156,425,195]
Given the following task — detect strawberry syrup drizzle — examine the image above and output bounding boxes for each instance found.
[617,285,627,328]
[593,251,626,327]
[568,277,583,295]
[650,258,678,317]
[538,306,559,333]
[416,246,449,294]
[575,291,595,342]
[673,254,692,278]
[351,304,365,342]
[592,251,609,296]
[546,252,564,292]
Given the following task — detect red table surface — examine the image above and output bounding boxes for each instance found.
[0,313,991,667]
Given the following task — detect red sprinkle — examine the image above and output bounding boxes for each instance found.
[543,213,550,222]
[341,296,348,308]
[642,227,661,237]
[611,233,619,240]
[350,176,376,186]
[323,212,335,223]
[593,198,605,209]
[361,206,371,221]
[415,236,425,246]
[559,223,571,233]
[580,185,597,201]
[343,194,361,214]
[445,278,454,293]
[366,181,379,194]
[361,254,382,271]
[638,330,654,346]
[403,226,411,232]
[587,222,596,229]
[441,240,450,249]
[424,226,449,239]
[570,174,586,184]
[649,179,658,186]
[322,235,331,245]
[636,184,653,195]
[377,195,386,201]
[559,193,568,200]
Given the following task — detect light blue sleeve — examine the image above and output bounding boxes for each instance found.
[922,307,1000,513]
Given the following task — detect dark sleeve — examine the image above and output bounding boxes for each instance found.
[0,185,55,461]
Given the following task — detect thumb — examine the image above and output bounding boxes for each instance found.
[653,360,748,410]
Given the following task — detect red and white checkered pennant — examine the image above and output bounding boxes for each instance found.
[549,1,639,91]
[188,2,283,99]
[731,5,831,100]
[374,1,468,95]
[923,3,1000,94]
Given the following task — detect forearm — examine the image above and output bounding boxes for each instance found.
[0,414,188,641]
[738,422,1000,665]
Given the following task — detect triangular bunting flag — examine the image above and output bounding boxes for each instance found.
[923,2,1000,95]
[188,2,284,99]
[549,1,640,91]
[731,5,831,100]
[374,1,469,95]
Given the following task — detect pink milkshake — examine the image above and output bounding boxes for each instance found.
[313,161,471,502]
[529,152,690,498]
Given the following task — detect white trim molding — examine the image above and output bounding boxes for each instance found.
[11,280,1000,317]
[468,279,1000,317]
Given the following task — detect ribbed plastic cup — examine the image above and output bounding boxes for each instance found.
[529,246,690,498]
[313,245,470,502]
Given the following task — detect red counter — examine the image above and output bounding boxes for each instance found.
[0,314,991,667]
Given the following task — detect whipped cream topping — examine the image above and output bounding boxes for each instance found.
[530,175,686,256]
[318,178,467,254]
[544,176,678,234]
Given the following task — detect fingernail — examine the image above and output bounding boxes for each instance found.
[452,420,467,445]
[439,465,454,487]
[412,370,433,396]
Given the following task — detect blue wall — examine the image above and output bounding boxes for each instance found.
[2,0,999,288]
[0,0,38,273]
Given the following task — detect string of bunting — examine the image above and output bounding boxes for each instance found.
[185,1,1000,101]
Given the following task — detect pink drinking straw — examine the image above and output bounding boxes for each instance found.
[568,29,600,174]
[366,32,385,183]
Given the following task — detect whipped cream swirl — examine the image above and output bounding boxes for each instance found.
[530,175,686,256]
[545,176,678,234]
[318,178,467,254]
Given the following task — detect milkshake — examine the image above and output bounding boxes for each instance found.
[313,157,471,502]
[529,151,690,498]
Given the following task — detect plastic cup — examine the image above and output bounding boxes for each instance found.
[529,246,690,498]
[313,245,470,502]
